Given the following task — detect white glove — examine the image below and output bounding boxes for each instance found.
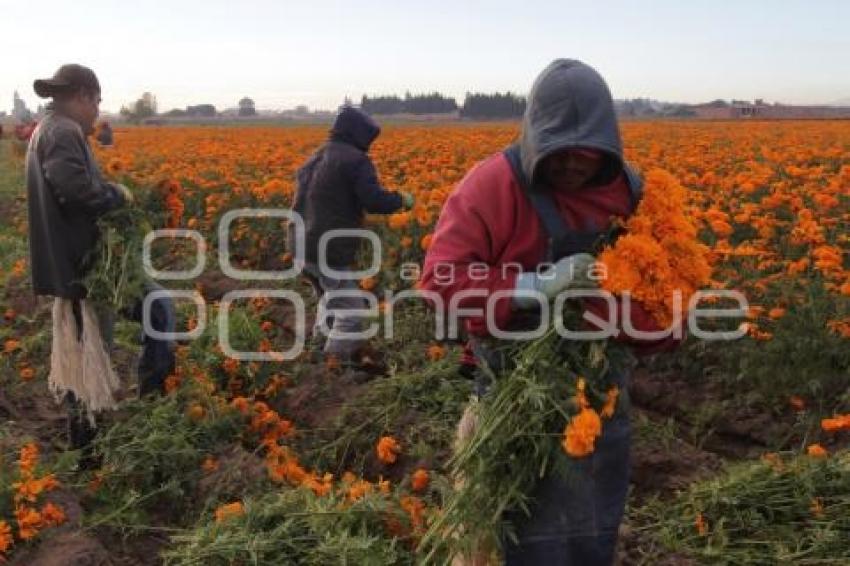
[513,253,598,309]
[114,183,134,205]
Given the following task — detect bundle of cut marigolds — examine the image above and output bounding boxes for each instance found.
[420,168,712,563]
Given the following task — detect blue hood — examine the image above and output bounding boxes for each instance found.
[330,106,381,151]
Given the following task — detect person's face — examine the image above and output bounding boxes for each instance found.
[67,90,101,135]
[542,149,603,192]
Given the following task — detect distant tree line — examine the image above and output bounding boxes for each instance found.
[360,91,527,118]
[460,92,527,119]
[361,92,458,115]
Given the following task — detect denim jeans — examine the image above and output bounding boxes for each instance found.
[66,281,176,449]
[303,264,368,358]
[502,400,630,565]
[472,339,630,566]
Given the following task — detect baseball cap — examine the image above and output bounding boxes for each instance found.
[34,64,101,98]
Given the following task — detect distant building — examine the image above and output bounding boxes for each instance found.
[238,97,257,117]
[690,100,850,119]
[186,104,217,117]
[13,91,33,122]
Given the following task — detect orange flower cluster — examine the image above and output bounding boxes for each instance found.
[214,501,244,523]
[0,442,66,556]
[561,379,620,458]
[821,414,850,433]
[377,436,402,464]
[411,468,430,492]
[598,169,712,327]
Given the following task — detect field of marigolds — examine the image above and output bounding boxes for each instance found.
[0,119,848,564]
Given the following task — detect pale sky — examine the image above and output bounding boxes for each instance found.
[3,0,849,113]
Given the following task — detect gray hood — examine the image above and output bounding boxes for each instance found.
[519,59,623,187]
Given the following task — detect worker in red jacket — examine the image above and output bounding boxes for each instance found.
[420,59,679,565]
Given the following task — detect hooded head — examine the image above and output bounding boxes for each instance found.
[330,106,381,151]
[519,59,623,190]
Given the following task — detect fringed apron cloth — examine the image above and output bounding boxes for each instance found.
[49,297,120,425]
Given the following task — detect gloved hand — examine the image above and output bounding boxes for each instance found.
[114,183,134,205]
[513,253,598,309]
[400,191,415,210]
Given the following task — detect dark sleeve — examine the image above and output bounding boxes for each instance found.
[41,126,123,216]
[351,156,403,214]
[292,152,321,214]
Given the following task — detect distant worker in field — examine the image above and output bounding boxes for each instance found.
[421,59,681,565]
[289,106,415,363]
[26,64,175,460]
[96,120,114,146]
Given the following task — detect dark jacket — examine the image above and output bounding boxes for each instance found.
[26,111,125,299]
[96,123,114,146]
[290,107,403,269]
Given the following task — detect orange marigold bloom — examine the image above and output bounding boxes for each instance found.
[359,277,377,291]
[788,395,806,412]
[807,444,828,458]
[3,338,21,354]
[0,520,12,554]
[420,233,433,250]
[411,468,429,492]
[186,403,206,421]
[19,366,35,381]
[18,442,39,476]
[694,512,708,536]
[40,503,66,527]
[821,414,850,433]
[15,505,42,540]
[426,343,446,361]
[214,501,244,523]
[562,407,602,458]
[230,396,251,415]
[376,436,401,464]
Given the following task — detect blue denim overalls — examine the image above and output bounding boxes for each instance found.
[471,146,642,566]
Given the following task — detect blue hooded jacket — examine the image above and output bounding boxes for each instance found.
[291,107,403,268]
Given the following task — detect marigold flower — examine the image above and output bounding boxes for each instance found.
[411,468,429,492]
[562,407,602,458]
[788,395,806,412]
[214,501,244,523]
[186,403,206,421]
[15,505,43,540]
[3,338,21,354]
[0,520,13,554]
[376,436,401,464]
[426,343,446,361]
[694,512,708,536]
[40,503,66,527]
[807,443,828,458]
[821,414,850,433]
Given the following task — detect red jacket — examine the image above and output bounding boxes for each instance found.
[419,152,678,356]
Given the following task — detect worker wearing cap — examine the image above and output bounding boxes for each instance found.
[26,64,175,457]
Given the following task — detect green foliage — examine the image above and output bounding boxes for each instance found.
[419,329,633,563]
[632,450,850,564]
[88,392,242,528]
[164,489,415,565]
